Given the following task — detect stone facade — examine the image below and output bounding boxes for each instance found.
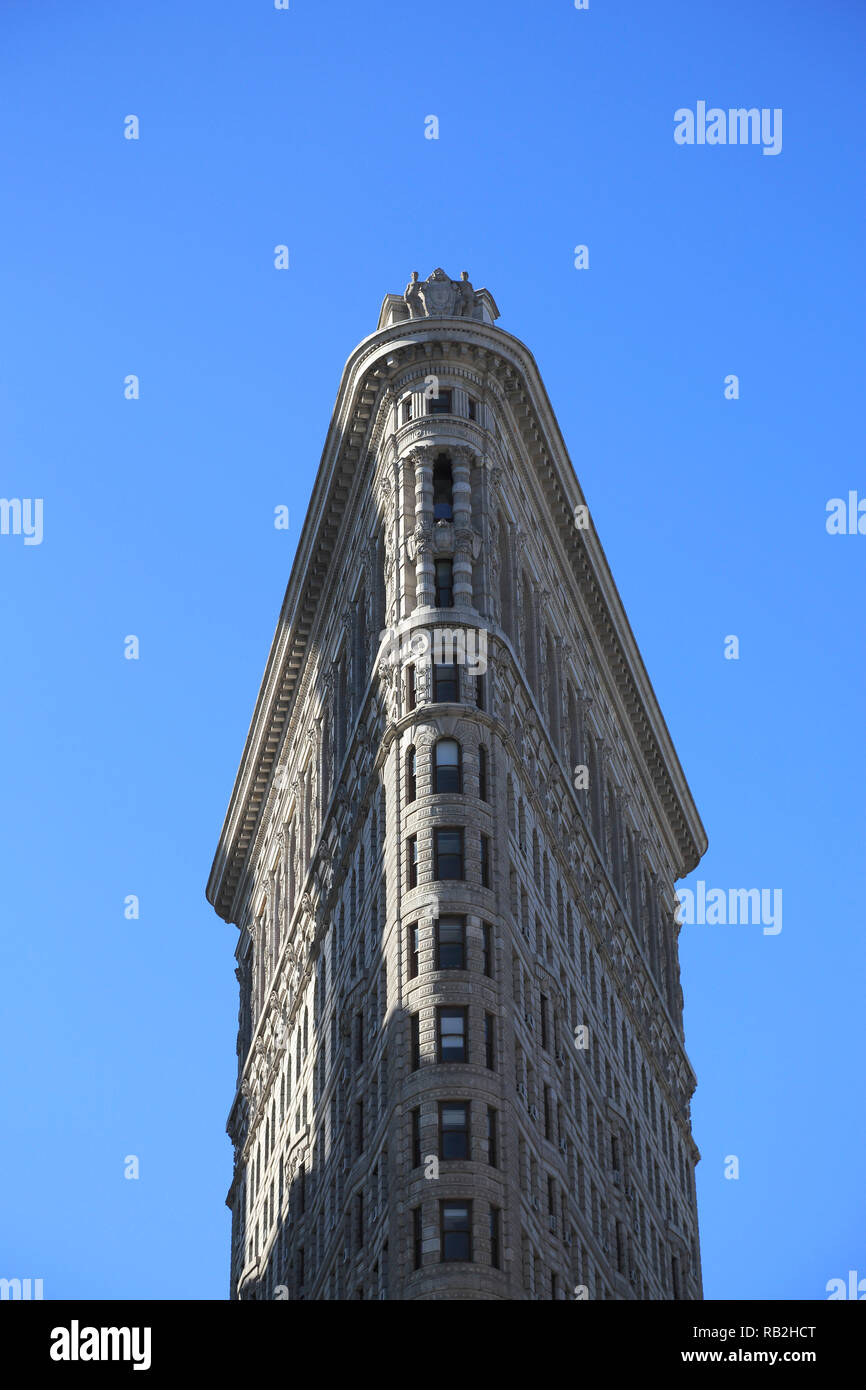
[206,269,708,1300]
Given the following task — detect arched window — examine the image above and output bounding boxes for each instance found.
[434,738,462,794]
[433,456,453,521]
[406,746,416,803]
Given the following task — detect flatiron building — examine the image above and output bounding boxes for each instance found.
[207,268,708,1300]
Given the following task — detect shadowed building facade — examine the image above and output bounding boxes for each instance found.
[206,269,708,1301]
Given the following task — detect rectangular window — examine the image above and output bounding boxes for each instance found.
[355,1010,364,1062]
[482,922,493,978]
[480,833,491,888]
[467,397,477,421]
[401,397,412,424]
[412,1205,423,1270]
[475,674,485,711]
[410,1014,421,1071]
[436,915,466,969]
[407,664,416,711]
[440,1200,472,1261]
[411,1106,421,1168]
[429,388,453,416]
[489,1206,501,1268]
[355,1099,364,1154]
[408,922,420,979]
[434,827,464,880]
[487,1106,498,1167]
[407,835,418,889]
[540,995,549,1050]
[484,1012,495,1070]
[434,558,454,608]
[478,745,488,801]
[437,1006,467,1063]
[433,662,459,703]
[439,1101,470,1160]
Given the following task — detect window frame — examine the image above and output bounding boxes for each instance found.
[437,1005,468,1064]
[408,921,420,979]
[480,832,491,888]
[411,1106,422,1168]
[406,745,417,803]
[436,915,466,970]
[407,834,418,889]
[434,826,465,881]
[487,1105,498,1168]
[432,662,459,703]
[438,1100,470,1161]
[434,558,454,608]
[440,1199,472,1262]
[434,737,462,794]
[429,390,453,418]
[478,745,488,801]
[484,1012,495,1070]
[489,1206,501,1268]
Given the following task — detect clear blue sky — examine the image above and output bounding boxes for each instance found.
[1,0,863,1300]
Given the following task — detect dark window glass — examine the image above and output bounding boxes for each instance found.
[434,827,464,880]
[435,559,454,607]
[434,739,461,793]
[437,1007,467,1063]
[467,397,477,420]
[480,834,491,888]
[410,1014,421,1071]
[432,456,454,519]
[475,674,485,710]
[482,922,493,978]
[540,995,549,1049]
[440,1200,472,1261]
[406,664,416,711]
[489,1206,501,1268]
[406,746,416,803]
[407,835,418,889]
[487,1106,498,1167]
[439,1101,470,1160]
[412,1206,423,1270]
[484,1012,495,1070]
[433,663,459,703]
[478,746,488,801]
[402,398,412,424]
[437,916,465,970]
[408,922,419,979]
[430,391,453,418]
[411,1107,421,1168]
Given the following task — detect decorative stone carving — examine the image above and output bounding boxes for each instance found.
[402,267,481,320]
